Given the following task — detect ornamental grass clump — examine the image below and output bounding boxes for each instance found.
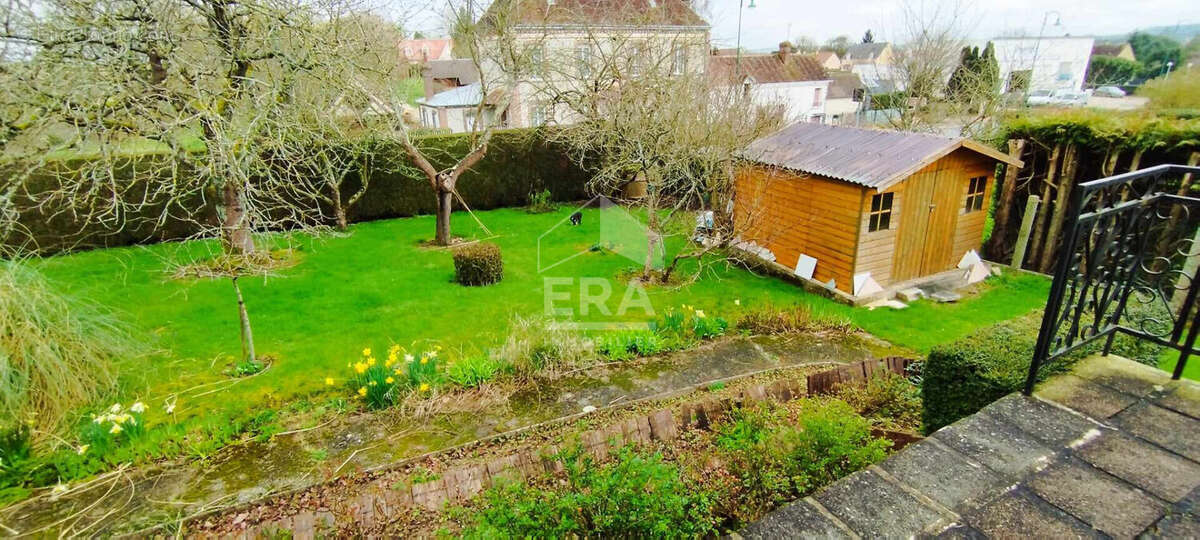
[452,242,503,286]
[0,261,142,433]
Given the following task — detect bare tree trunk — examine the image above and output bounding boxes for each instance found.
[1028,144,1062,270]
[221,182,256,256]
[985,138,1026,259]
[435,187,454,246]
[1038,143,1079,273]
[231,276,256,363]
[1129,149,1145,173]
[330,182,348,231]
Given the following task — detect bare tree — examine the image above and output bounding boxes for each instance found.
[529,27,778,282]
[0,0,411,362]
[881,0,974,133]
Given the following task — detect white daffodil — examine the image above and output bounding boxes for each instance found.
[108,403,122,414]
[130,402,146,413]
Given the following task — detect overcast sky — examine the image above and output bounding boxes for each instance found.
[705,0,1198,50]
[403,0,1198,49]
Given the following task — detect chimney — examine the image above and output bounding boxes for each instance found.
[777,41,792,63]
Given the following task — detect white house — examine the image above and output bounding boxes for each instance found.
[990,36,1095,93]
[709,46,832,124]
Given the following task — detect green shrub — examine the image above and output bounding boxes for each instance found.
[716,400,889,523]
[692,314,729,340]
[448,355,504,388]
[596,330,666,360]
[452,242,503,286]
[458,446,718,539]
[526,189,555,214]
[921,309,1163,433]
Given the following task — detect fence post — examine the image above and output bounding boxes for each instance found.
[1011,195,1041,270]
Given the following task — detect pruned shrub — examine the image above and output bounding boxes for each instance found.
[452,242,503,286]
[0,262,142,432]
[921,309,1163,433]
[526,189,555,214]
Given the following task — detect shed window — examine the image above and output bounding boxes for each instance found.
[964,176,987,213]
[868,192,893,232]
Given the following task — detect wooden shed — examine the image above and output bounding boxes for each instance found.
[734,123,1023,298]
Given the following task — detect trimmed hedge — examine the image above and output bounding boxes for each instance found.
[921,309,1166,433]
[452,242,503,286]
[5,128,592,255]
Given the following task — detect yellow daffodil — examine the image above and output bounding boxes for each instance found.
[389,344,401,355]
[419,383,430,392]
[734,299,741,306]
[130,402,146,414]
[696,310,706,318]
[109,423,123,434]
[362,348,372,357]
[420,357,428,365]
[325,377,335,386]
[77,445,89,455]
[435,345,443,351]
[358,387,367,397]
[354,362,367,374]
[367,356,377,367]
[385,377,395,384]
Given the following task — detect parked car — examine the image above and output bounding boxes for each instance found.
[1026,89,1054,106]
[1094,85,1127,98]
[1051,90,1091,107]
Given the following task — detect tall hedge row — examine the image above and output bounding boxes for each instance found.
[5,128,592,255]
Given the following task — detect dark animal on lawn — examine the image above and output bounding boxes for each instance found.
[569,211,582,226]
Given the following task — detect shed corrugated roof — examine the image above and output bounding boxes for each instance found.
[741,122,1022,190]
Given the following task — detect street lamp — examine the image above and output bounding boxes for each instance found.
[1164,61,1176,79]
[735,0,757,76]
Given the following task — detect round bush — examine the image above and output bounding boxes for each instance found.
[452,242,503,286]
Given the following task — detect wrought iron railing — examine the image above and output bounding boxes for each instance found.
[1025,164,1200,394]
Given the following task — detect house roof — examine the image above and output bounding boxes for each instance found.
[741,122,1023,191]
[483,0,707,29]
[815,51,839,64]
[843,42,889,62]
[826,70,864,100]
[400,39,451,61]
[708,53,828,85]
[416,83,503,108]
[423,59,480,85]
[1092,43,1131,57]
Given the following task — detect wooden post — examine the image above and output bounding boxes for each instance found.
[1012,195,1041,269]
[1039,143,1080,273]
[1029,144,1062,270]
[985,138,1027,258]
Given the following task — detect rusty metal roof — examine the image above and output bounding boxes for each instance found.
[741,122,1022,191]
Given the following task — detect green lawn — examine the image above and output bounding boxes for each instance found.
[36,207,1050,428]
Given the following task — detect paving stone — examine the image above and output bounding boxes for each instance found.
[923,522,987,539]
[814,469,945,537]
[1156,381,1200,419]
[1027,457,1165,538]
[929,291,961,303]
[1075,430,1200,502]
[1145,512,1200,538]
[965,488,1100,539]
[986,394,1099,448]
[896,287,924,302]
[444,464,487,501]
[1071,355,1171,398]
[932,408,1055,478]
[1112,401,1200,461]
[879,439,1008,512]
[740,498,853,539]
[1036,374,1138,420]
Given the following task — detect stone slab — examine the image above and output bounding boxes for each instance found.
[1071,355,1171,398]
[1147,512,1200,538]
[1027,457,1165,538]
[739,498,853,539]
[929,291,962,303]
[878,439,1007,512]
[1075,430,1200,502]
[931,408,1054,479]
[1156,381,1200,420]
[1112,401,1200,462]
[926,522,987,539]
[1036,374,1138,420]
[965,488,1100,539]
[985,394,1099,448]
[814,469,944,537]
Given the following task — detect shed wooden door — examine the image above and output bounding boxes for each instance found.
[892,166,961,281]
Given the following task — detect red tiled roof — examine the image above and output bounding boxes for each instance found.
[485,0,707,28]
[399,39,451,61]
[709,53,828,85]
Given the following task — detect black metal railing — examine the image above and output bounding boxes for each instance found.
[1025,164,1200,394]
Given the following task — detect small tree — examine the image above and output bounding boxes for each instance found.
[862,30,875,44]
[1129,31,1182,78]
[823,35,852,57]
[530,29,778,282]
[1086,56,1142,87]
